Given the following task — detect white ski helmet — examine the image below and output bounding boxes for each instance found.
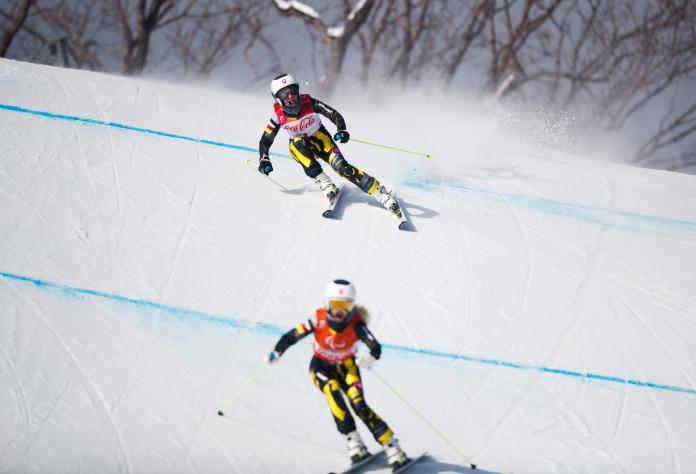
[270,73,299,103]
[324,279,356,313]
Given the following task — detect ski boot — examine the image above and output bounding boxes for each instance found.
[345,430,369,464]
[384,437,408,470]
[373,185,402,218]
[314,171,339,201]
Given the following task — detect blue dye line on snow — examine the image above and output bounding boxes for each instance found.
[0,270,283,337]
[0,103,289,159]
[3,270,696,397]
[393,345,696,395]
[404,179,696,232]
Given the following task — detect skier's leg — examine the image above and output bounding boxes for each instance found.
[289,138,338,199]
[338,359,392,443]
[338,358,408,468]
[309,129,400,213]
[310,364,356,433]
[310,358,367,462]
[308,128,378,192]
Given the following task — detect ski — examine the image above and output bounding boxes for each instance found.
[322,186,343,218]
[397,212,408,231]
[327,449,385,474]
[392,452,428,473]
[387,194,409,231]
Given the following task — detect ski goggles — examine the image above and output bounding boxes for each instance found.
[327,299,354,316]
[276,85,299,100]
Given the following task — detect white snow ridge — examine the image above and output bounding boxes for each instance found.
[1,59,696,474]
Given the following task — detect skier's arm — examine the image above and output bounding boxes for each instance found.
[354,321,382,360]
[258,118,279,175]
[272,319,315,356]
[311,98,347,131]
[259,118,280,156]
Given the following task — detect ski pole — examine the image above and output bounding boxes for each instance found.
[262,174,288,191]
[244,157,289,191]
[370,368,477,470]
[217,360,267,417]
[352,138,432,159]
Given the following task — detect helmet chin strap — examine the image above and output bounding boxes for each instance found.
[282,100,301,116]
[327,310,354,331]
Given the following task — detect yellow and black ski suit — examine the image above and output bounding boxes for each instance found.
[259,95,381,195]
[272,309,395,445]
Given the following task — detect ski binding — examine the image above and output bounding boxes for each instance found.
[327,449,384,474]
[392,452,428,473]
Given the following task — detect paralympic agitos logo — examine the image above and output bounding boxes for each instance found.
[324,335,347,349]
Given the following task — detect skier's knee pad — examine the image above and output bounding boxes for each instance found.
[358,174,377,194]
[304,159,323,178]
[353,401,369,418]
[351,398,389,440]
[349,395,371,419]
[330,155,352,176]
[346,384,362,402]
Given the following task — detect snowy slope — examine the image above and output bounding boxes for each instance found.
[1,59,696,474]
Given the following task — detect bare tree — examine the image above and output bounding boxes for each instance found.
[437,0,490,88]
[240,23,284,89]
[30,1,109,70]
[527,2,693,122]
[516,0,696,169]
[111,0,197,74]
[636,101,696,170]
[355,0,397,85]
[387,0,433,85]
[0,0,33,57]
[389,0,695,169]
[168,0,276,84]
[483,0,563,95]
[6,0,270,79]
[271,0,376,95]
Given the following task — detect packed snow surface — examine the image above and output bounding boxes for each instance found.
[1,59,696,473]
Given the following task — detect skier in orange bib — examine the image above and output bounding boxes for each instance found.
[266,279,409,469]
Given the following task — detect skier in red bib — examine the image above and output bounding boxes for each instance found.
[266,279,409,469]
[258,73,401,216]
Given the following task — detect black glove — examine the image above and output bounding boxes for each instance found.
[334,130,350,144]
[266,351,281,364]
[258,154,273,175]
[369,342,381,360]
